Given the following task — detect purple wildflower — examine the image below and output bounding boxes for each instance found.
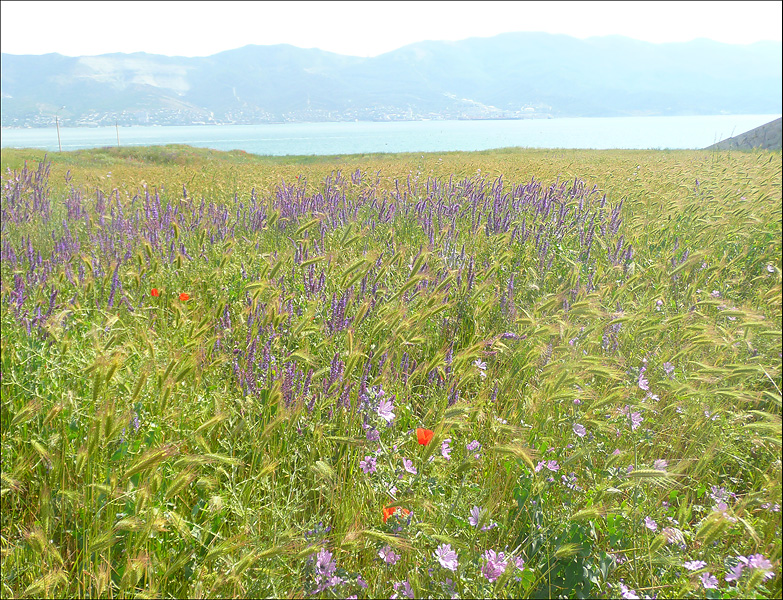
[747,553,773,571]
[474,359,487,378]
[653,459,668,470]
[379,545,401,565]
[378,397,395,424]
[481,549,509,582]
[434,544,459,571]
[466,440,481,452]
[747,554,775,580]
[573,423,587,438]
[392,580,414,599]
[638,366,649,391]
[535,459,560,473]
[468,506,482,527]
[709,486,727,503]
[713,501,737,522]
[441,438,452,460]
[621,405,643,431]
[360,456,377,474]
[684,560,707,571]
[644,516,657,531]
[402,458,417,475]
[725,563,744,582]
[619,583,639,599]
[701,572,719,589]
[313,547,341,593]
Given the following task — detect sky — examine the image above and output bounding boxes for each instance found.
[1,0,781,57]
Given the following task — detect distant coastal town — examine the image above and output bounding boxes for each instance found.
[2,104,554,128]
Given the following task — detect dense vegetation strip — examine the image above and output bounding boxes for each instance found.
[1,146,780,598]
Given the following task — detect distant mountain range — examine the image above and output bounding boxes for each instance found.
[1,33,781,127]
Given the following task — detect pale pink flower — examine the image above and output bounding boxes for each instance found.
[434,544,459,571]
[701,572,719,589]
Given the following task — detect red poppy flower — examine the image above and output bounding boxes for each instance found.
[416,428,435,446]
[382,506,410,523]
[151,288,160,297]
[179,293,190,302]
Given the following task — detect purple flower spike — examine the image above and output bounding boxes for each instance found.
[441,438,452,460]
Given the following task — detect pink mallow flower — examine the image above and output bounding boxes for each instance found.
[746,554,775,580]
[434,544,459,571]
[481,550,509,582]
[379,545,401,565]
[725,563,744,582]
[378,398,395,423]
[619,583,639,599]
[701,572,719,589]
[359,455,377,474]
[535,460,560,473]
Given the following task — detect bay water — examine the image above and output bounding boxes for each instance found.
[1,114,779,156]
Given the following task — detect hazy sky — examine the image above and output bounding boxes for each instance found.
[1,1,781,57]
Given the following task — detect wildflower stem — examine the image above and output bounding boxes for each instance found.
[440,472,467,534]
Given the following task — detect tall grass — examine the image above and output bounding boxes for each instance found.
[1,145,780,598]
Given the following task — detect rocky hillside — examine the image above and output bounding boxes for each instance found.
[705,117,782,151]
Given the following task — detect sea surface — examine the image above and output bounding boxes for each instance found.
[2,115,780,156]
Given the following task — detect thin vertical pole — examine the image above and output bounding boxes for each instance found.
[56,116,62,152]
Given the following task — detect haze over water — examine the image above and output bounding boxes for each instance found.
[2,115,779,156]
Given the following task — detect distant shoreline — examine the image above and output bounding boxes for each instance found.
[3,115,780,155]
[3,113,778,131]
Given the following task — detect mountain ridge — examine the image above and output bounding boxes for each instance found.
[2,32,780,127]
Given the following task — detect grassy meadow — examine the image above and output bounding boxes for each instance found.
[1,144,781,599]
